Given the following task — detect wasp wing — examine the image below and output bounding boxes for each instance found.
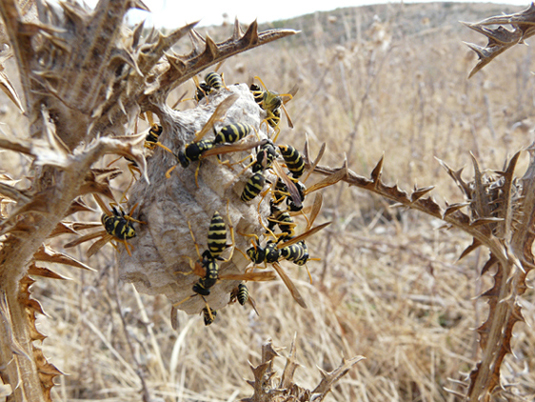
[93,193,112,216]
[306,192,323,232]
[220,271,277,282]
[87,234,115,257]
[305,162,348,195]
[64,230,107,248]
[272,262,307,309]
[272,160,302,209]
[193,93,239,142]
[276,221,332,249]
[201,139,266,158]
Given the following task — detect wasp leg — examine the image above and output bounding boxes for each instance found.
[165,165,177,178]
[271,124,282,143]
[256,190,278,241]
[218,199,235,263]
[121,239,133,256]
[187,220,203,261]
[173,293,196,307]
[195,161,201,188]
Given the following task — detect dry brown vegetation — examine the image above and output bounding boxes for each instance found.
[2,1,535,401]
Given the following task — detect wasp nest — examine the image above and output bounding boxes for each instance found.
[118,84,272,315]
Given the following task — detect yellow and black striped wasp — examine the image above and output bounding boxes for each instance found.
[193,71,227,103]
[250,76,298,141]
[229,282,260,316]
[64,194,145,257]
[202,307,217,326]
[165,93,239,179]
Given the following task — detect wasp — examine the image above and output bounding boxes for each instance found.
[165,93,239,178]
[250,76,298,141]
[202,307,217,326]
[229,283,260,316]
[64,194,144,257]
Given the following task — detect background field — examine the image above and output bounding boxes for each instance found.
[3,2,535,401]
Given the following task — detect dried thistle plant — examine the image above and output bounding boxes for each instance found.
[305,146,535,401]
[463,3,535,78]
[241,337,364,402]
[0,1,297,400]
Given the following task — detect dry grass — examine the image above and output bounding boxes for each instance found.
[2,2,535,401]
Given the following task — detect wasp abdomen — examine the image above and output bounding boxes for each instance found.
[205,72,223,90]
[237,283,248,306]
[202,307,217,325]
[241,171,265,202]
[214,123,252,144]
[207,211,227,258]
[278,144,305,179]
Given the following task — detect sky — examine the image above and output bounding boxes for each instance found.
[114,0,530,28]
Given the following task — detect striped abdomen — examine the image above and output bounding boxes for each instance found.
[237,283,248,306]
[205,72,223,90]
[207,211,227,259]
[278,144,305,179]
[280,241,307,264]
[202,307,217,326]
[241,171,265,202]
[214,123,252,144]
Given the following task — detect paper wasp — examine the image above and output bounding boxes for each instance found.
[64,194,144,257]
[192,71,226,103]
[229,283,260,316]
[250,76,298,141]
[202,307,217,326]
[165,93,239,178]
